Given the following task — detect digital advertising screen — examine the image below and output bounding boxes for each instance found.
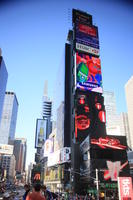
[90,148,128,161]
[72,9,92,25]
[74,23,99,56]
[44,138,54,157]
[118,177,133,200]
[76,52,103,93]
[90,135,128,150]
[75,23,99,48]
[75,91,106,143]
[35,119,47,148]
[91,159,130,182]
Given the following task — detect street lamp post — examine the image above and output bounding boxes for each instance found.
[96,169,99,200]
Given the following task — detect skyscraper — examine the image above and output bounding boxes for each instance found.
[118,112,131,148]
[0,92,18,144]
[103,91,130,140]
[125,76,133,150]
[42,81,52,137]
[103,90,118,127]
[0,50,8,123]
[13,138,27,173]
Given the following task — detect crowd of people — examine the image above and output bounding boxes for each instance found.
[1,183,119,200]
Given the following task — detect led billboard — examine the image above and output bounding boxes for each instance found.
[35,119,47,148]
[90,135,127,150]
[118,177,133,200]
[72,9,92,25]
[76,52,102,93]
[75,92,106,142]
[44,138,54,157]
[91,159,130,182]
[75,23,99,56]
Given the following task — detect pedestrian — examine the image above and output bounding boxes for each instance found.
[26,183,46,200]
[23,184,30,200]
[41,185,53,200]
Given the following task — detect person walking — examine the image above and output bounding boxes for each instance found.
[26,183,46,200]
[23,184,30,200]
[41,185,53,200]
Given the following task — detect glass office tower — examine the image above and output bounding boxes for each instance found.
[0,54,8,123]
[0,92,18,144]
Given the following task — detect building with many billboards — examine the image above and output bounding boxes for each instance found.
[70,9,131,197]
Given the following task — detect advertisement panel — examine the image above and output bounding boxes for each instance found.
[76,52,102,93]
[72,9,92,25]
[75,23,99,51]
[44,138,54,157]
[75,92,106,142]
[118,177,133,200]
[91,159,130,182]
[35,119,47,148]
[47,147,71,167]
[80,135,90,154]
[44,166,63,182]
[0,144,13,155]
[90,135,127,150]
[90,148,128,161]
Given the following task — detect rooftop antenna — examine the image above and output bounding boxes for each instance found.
[44,80,48,97]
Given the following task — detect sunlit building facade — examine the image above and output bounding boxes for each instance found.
[0,53,8,123]
[0,92,18,144]
[125,76,133,150]
[13,138,27,173]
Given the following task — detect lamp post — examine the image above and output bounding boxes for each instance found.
[96,169,99,200]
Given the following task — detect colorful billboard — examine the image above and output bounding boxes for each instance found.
[35,119,47,148]
[47,147,71,167]
[76,52,102,93]
[44,138,54,157]
[90,136,127,150]
[75,92,106,142]
[118,177,133,200]
[91,159,130,182]
[75,23,99,56]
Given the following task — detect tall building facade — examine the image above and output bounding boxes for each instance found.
[0,154,16,181]
[0,92,18,144]
[118,112,131,148]
[0,51,8,123]
[42,82,52,138]
[103,91,118,127]
[13,138,27,173]
[125,76,133,150]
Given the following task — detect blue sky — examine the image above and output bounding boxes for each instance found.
[0,0,133,167]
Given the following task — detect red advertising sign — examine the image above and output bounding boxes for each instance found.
[118,177,133,200]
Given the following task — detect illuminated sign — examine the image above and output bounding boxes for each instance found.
[80,136,90,154]
[76,43,100,56]
[91,136,127,150]
[44,138,53,157]
[76,52,102,93]
[118,177,133,200]
[44,166,64,182]
[75,92,106,142]
[75,23,99,56]
[47,147,71,167]
[104,161,128,181]
[34,173,41,180]
[35,119,47,148]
